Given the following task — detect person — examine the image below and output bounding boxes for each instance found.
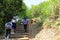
[11,19,16,34]
[22,17,29,32]
[31,20,34,24]
[5,21,12,40]
[29,20,36,38]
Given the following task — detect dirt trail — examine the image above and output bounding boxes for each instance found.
[30,28,60,40]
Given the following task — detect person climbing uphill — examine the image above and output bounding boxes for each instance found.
[5,21,12,40]
[22,17,29,33]
[11,18,16,34]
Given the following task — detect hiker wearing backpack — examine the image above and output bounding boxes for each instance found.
[22,17,29,32]
[11,19,16,34]
[5,21,12,40]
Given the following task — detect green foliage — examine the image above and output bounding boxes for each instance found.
[26,1,53,26]
[0,28,3,33]
[26,0,59,27]
[49,0,59,17]
[0,0,27,34]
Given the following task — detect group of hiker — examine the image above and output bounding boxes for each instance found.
[5,18,16,40]
[4,17,37,40]
[4,17,29,40]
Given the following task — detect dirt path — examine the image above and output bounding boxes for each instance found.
[0,24,29,40]
[30,28,60,40]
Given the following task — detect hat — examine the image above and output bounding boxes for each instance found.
[12,19,16,23]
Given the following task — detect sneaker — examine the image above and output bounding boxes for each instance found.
[4,37,7,40]
[7,36,9,40]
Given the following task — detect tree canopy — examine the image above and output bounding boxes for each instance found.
[0,0,27,33]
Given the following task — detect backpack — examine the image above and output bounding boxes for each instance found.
[23,19,28,25]
[5,22,12,29]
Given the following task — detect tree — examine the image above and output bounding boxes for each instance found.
[0,0,27,33]
[49,0,59,20]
